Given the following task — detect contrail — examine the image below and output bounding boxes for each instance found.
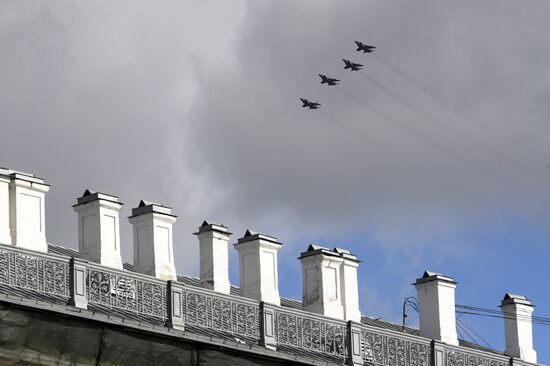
[334,85,504,183]
[360,70,546,181]
[318,109,365,144]
[372,53,550,174]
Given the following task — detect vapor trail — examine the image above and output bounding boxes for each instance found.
[334,85,503,183]
[372,53,550,173]
[318,109,366,145]
[360,70,546,182]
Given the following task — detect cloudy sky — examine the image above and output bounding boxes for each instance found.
[1,0,550,361]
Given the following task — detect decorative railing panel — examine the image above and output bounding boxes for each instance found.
[0,244,540,366]
[274,307,347,358]
[181,285,260,339]
[86,265,167,320]
[0,245,70,297]
[361,326,431,366]
[445,345,509,366]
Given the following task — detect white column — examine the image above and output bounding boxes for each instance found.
[9,172,50,252]
[234,230,281,305]
[195,220,231,294]
[414,271,458,346]
[300,245,345,320]
[0,169,11,245]
[501,293,537,363]
[73,190,123,269]
[129,200,177,281]
[335,248,362,322]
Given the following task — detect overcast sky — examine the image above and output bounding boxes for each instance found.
[1,0,550,361]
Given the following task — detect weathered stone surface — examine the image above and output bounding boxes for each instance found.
[197,348,287,366]
[0,303,305,366]
[98,328,197,366]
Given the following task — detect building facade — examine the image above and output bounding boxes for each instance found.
[0,168,540,365]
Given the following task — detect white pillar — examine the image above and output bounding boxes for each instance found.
[73,190,123,269]
[335,248,362,322]
[0,168,11,245]
[9,171,50,252]
[299,245,345,320]
[129,200,177,281]
[234,230,281,305]
[414,271,458,346]
[501,293,537,363]
[194,220,231,294]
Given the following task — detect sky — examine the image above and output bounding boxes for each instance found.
[1,0,550,361]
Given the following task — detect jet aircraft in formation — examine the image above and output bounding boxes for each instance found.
[300,98,321,109]
[343,59,363,71]
[300,42,375,110]
[355,41,376,53]
[319,74,340,86]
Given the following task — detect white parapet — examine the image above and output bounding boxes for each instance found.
[234,230,282,306]
[299,245,345,320]
[8,171,50,252]
[414,271,458,346]
[73,190,123,269]
[194,220,232,294]
[334,248,362,322]
[0,168,11,245]
[501,293,537,363]
[129,200,177,281]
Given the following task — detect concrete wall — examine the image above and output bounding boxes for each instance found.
[0,303,298,366]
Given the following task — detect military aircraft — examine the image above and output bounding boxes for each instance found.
[355,41,376,53]
[319,74,340,86]
[343,59,363,71]
[300,98,321,109]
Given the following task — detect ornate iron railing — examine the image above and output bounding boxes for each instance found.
[180,285,260,339]
[444,344,509,366]
[86,263,168,320]
[361,325,431,366]
[0,244,70,298]
[0,243,539,366]
[273,306,347,358]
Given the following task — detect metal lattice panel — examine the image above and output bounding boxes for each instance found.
[86,267,167,320]
[361,329,430,366]
[0,247,70,297]
[273,308,347,358]
[181,287,260,339]
[446,349,508,366]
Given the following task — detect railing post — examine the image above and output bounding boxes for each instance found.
[346,321,363,366]
[167,281,185,331]
[260,301,277,350]
[69,257,88,309]
[432,340,446,366]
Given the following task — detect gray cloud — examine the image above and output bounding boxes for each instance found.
[188,0,550,251]
[1,0,549,283]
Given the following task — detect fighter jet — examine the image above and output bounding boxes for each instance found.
[343,59,363,71]
[300,98,321,109]
[355,41,376,53]
[319,74,340,86]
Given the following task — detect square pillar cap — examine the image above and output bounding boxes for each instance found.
[74,189,121,206]
[129,200,176,218]
[299,244,359,262]
[2,168,48,185]
[235,230,281,246]
[414,271,457,285]
[500,293,534,307]
[193,220,232,236]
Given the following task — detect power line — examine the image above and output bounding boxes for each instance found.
[458,318,493,349]
[456,321,479,346]
[455,304,550,326]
